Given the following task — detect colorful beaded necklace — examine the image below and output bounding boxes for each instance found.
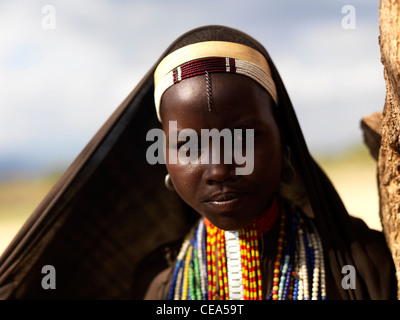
[167,197,326,300]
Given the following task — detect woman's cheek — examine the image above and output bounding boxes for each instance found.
[169,164,203,193]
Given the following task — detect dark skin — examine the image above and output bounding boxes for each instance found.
[160,73,282,230]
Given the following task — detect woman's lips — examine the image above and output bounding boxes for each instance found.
[203,192,248,212]
[206,191,244,202]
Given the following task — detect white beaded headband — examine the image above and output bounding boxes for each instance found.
[154,41,278,122]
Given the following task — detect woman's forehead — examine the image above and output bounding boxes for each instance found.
[160,73,275,128]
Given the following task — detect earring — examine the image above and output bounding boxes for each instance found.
[164,173,175,191]
[281,146,296,184]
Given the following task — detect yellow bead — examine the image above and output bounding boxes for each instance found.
[272,294,278,299]
[273,285,279,291]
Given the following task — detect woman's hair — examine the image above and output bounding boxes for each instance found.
[165,25,268,56]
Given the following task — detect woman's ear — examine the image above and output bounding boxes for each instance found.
[278,145,315,219]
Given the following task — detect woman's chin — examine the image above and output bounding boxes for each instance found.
[204,214,256,231]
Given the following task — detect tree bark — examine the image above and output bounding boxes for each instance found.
[378,0,400,298]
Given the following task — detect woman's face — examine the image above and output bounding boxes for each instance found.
[161,73,282,230]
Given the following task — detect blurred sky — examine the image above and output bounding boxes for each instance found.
[0,0,384,174]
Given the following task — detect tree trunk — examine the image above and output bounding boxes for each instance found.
[378,0,400,298]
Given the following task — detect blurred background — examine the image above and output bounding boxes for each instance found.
[0,0,384,255]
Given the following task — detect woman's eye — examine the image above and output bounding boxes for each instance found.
[178,142,200,151]
[178,142,204,159]
[234,130,255,141]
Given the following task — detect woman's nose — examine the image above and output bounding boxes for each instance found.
[204,162,237,185]
[201,136,238,184]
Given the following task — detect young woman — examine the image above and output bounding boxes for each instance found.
[143,25,397,300]
[0,25,396,300]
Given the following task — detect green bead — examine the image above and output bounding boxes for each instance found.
[189,265,195,299]
[192,249,204,299]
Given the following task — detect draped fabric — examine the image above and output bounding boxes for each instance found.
[0,25,396,300]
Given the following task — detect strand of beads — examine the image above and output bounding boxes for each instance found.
[296,227,308,300]
[293,211,326,300]
[167,232,191,300]
[216,228,229,299]
[267,206,326,300]
[168,222,208,300]
[315,223,326,300]
[196,220,208,300]
[308,219,326,300]
[174,264,184,299]
[239,228,249,299]
[192,234,203,300]
[206,221,217,299]
[253,225,263,299]
[205,219,231,300]
[239,224,263,300]
[253,226,263,299]
[182,245,193,300]
[268,209,286,300]
[283,215,297,300]
[219,229,229,299]
[246,228,255,299]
